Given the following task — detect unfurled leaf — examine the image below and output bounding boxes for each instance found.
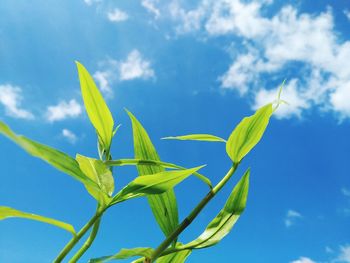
[226,104,273,163]
[106,159,212,188]
[89,247,154,263]
[111,166,204,205]
[76,61,114,152]
[163,134,226,143]
[179,169,250,249]
[0,206,75,235]
[126,110,179,237]
[0,121,98,190]
[76,155,114,204]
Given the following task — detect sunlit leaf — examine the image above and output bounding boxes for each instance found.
[157,248,191,263]
[76,61,114,152]
[76,155,114,204]
[111,166,204,205]
[0,206,75,235]
[126,109,179,237]
[163,134,226,143]
[89,247,154,263]
[226,104,273,163]
[106,159,212,188]
[0,121,98,190]
[179,169,250,249]
[90,244,191,263]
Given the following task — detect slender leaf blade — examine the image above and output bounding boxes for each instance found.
[106,159,212,188]
[76,61,114,150]
[126,110,179,237]
[226,104,273,163]
[0,121,98,190]
[181,169,250,249]
[76,154,114,204]
[89,248,154,263]
[0,206,75,235]
[111,166,203,204]
[163,134,226,142]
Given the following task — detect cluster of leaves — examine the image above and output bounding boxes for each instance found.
[0,62,275,262]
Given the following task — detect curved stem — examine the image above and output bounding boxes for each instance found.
[148,163,239,262]
[69,218,102,262]
[54,208,105,263]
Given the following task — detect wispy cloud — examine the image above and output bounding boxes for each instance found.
[342,188,350,197]
[93,50,155,96]
[46,99,82,122]
[141,0,160,19]
[93,59,118,97]
[344,10,350,21]
[62,129,78,144]
[166,0,350,120]
[83,0,101,6]
[107,8,129,22]
[337,245,350,262]
[285,209,302,227]
[0,84,34,120]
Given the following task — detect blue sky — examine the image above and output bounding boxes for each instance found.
[0,0,350,262]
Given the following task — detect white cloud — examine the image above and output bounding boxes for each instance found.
[169,1,208,34]
[119,50,155,81]
[253,79,310,119]
[0,84,34,120]
[107,8,129,22]
[290,257,316,263]
[62,129,78,144]
[92,50,155,97]
[219,53,256,95]
[205,0,269,38]
[330,81,350,121]
[142,0,160,19]
[285,209,302,227]
[290,245,350,263]
[337,245,350,263]
[46,99,82,122]
[168,0,350,121]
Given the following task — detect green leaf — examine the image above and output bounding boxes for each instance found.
[0,121,99,190]
[180,169,250,249]
[111,166,204,204]
[163,134,226,142]
[126,109,179,237]
[0,206,76,235]
[106,159,212,188]
[76,155,114,205]
[76,61,114,152]
[157,249,191,263]
[90,247,154,263]
[226,104,273,163]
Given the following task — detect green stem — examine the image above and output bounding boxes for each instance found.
[54,208,105,263]
[69,218,102,262]
[148,163,239,262]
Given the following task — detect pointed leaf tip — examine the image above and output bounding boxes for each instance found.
[0,206,76,236]
[76,61,114,152]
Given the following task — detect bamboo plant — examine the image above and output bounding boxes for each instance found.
[0,62,280,262]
